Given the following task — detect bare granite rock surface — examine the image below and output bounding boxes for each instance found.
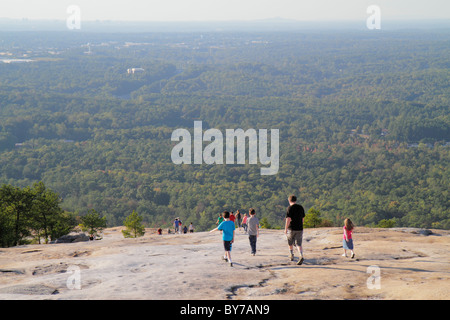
[0,227,449,300]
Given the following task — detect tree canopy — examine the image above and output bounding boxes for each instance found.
[0,182,76,247]
[0,30,448,233]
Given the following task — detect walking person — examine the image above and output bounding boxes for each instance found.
[242,213,248,234]
[210,211,236,267]
[284,195,306,265]
[216,212,224,234]
[173,218,180,234]
[342,218,355,258]
[216,213,224,225]
[178,219,183,234]
[247,208,259,255]
[229,211,236,224]
[235,210,242,230]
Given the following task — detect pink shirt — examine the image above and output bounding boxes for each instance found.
[343,226,353,240]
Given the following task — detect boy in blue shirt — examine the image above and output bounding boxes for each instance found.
[210,211,235,267]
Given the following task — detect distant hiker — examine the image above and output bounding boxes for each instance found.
[247,208,259,256]
[210,211,235,267]
[189,222,194,233]
[183,225,188,234]
[216,213,224,234]
[216,213,224,225]
[173,218,180,234]
[284,195,306,265]
[229,211,236,224]
[157,228,162,235]
[235,210,242,229]
[242,213,248,233]
[342,218,355,258]
[179,219,183,234]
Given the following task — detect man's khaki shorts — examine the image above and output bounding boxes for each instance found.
[287,230,303,247]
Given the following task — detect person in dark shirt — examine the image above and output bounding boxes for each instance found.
[284,195,306,265]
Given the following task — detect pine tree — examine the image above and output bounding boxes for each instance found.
[304,208,322,228]
[80,209,107,238]
[122,210,145,238]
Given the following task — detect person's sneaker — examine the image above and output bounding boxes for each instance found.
[297,257,304,265]
[351,253,355,259]
[290,253,294,261]
[230,262,233,267]
[342,253,347,257]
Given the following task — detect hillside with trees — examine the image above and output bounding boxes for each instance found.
[0,30,448,240]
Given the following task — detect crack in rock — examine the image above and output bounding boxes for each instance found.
[226,277,272,300]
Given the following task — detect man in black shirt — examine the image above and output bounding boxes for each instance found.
[284,195,305,265]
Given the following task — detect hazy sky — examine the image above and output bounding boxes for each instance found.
[1,0,449,21]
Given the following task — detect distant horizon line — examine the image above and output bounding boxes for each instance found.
[1,17,450,23]
[1,17,449,33]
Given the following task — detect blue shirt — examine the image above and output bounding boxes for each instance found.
[218,220,235,241]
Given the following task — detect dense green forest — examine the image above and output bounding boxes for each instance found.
[0,30,449,236]
[0,182,75,247]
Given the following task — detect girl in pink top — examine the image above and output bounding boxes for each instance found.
[242,213,248,233]
[342,218,355,258]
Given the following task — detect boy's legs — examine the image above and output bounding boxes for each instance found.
[226,251,232,263]
[223,240,233,266]
[249,235,257,255]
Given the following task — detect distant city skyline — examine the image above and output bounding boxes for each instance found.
[1,0,449,22]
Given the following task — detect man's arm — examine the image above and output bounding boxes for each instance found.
[284,217,291,233]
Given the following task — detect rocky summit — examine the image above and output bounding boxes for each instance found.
[0,227,449,300]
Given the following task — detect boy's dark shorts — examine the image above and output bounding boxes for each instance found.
[223,240,232,251]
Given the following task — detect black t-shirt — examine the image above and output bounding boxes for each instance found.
[286,203,305,230]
